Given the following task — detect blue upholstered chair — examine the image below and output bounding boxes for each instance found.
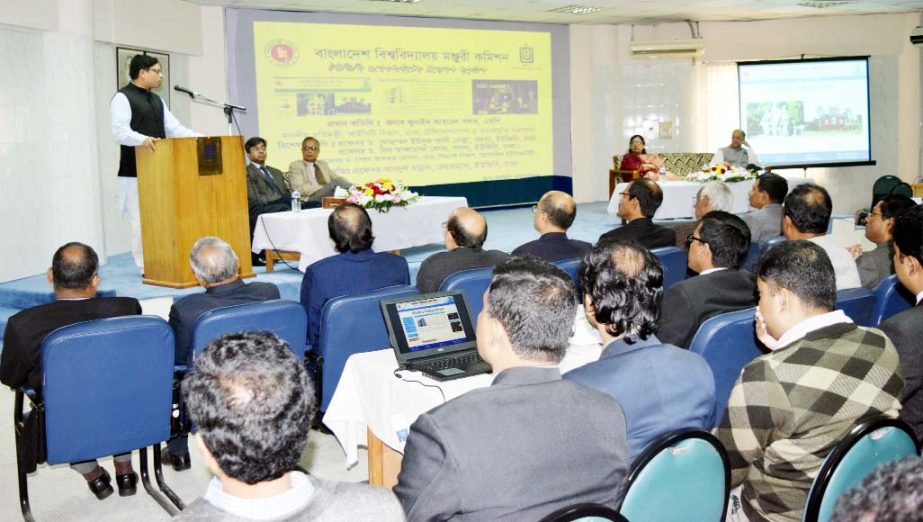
[650,246,688,290]
[834,287,875,327]
[315,285,419,411]
[618,429,730,522]
[14,317,181,520]
[438,267,495,327]
[803,417,919,522]
[739,242,761,274]
[870,275,915,325]
[189,299,307,364]
[688,307,766,427]
[539,503,626,522]
[759,236,786,256]
[555,257,582,285]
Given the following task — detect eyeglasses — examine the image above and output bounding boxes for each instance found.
[302,146,319,152]
[620,191,632,199]
[531,205,538,213]
[441,221,448,229]
[869,210,884,219]
[685,234,708,247]
[147,67,163,76]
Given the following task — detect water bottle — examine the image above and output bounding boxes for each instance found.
[658,165,666,180]
[291,190,301,212]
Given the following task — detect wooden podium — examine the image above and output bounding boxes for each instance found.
[135,136,254,288]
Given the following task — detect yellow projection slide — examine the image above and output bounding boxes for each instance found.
[253,22,553,187]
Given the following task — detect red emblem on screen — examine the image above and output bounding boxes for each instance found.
[265,40,298,65]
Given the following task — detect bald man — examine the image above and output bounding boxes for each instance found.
[512,191,592,262]
[709,129,758,169]
[416,207,510,293]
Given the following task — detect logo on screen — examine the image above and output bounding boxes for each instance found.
[519,45,534,64]
[266,40,299,66]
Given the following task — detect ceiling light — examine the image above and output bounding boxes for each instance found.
[549,5,604,15]
[797,1,855,8]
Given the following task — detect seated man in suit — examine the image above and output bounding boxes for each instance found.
[176,332,404,521]
[0,242,142,499]
[301,203,409,349]
[742,172,788,243]
[244,136,290,266]
[512,190,591,262]
[168,236,280,469]
[658,211,757,348]
[598,178,675,249]
[716,240,903,522]
[672,180,733,249]
[396,257,629,520]
[284,136,350,207]
[709,129,758,168]
[565,240,716,461]
[782,183,861,290]
[849,194,917,290]
[416,207,509,293]
[880,204,923,441]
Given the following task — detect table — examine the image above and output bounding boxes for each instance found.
[322,307,604,487]
[252,196,468,272]
[606,175,809,220]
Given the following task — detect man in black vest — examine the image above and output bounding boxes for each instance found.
[110,54,199,273]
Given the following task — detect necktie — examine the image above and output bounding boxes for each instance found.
[260,166,281,195]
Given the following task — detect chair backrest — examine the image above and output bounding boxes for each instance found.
[803,417,919,522]
[190,299,307,364]
[42,316,175,465]
[835,287,875,327]
[870,275,915,325]
[555,257,581,285]
[759,235,786,256]
[871,175,912,208]
[317,285,419,411]
[619,429,730,522]
[688,307,765,426]
[539,503,626,522]
[438,266,495,327]
[739,242,761,274]
[651,246,688,290]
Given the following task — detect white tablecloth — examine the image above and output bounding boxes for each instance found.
[323,306,604,467]
[252,196,468,271]
[607,175,810,220]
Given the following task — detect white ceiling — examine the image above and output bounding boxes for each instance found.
[185,0,923,25]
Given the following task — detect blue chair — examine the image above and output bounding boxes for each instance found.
[315,285,419,411]
[651,247,688,290]
[803,417,919,522]
[870,275,915,325]
[688,307,766,427]
[835,287,875,327]
[438,267,495,327]
[15,317,181,520]
[555,257,582,285]
[189,299,307,365]
[539,503,626,522]
[739,242,761,273]
[759,236,786,256]
[618,429,730,522]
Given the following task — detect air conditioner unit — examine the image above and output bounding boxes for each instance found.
[629,38,705,58]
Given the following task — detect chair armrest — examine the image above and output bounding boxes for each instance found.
[609,169,641,197]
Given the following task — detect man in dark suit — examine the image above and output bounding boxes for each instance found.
[0,242,142,500]
[880,204,923,441]
[598,178,675,249]
[244,136,290,265]
[300,203,409,349]
[512,190,592,262]
[396,257,629,521]
[565,240,715,461]
[658,211,757,348]
[168,236,280,469]
[416,207,509,292]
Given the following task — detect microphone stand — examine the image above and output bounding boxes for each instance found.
[177,90,246,135]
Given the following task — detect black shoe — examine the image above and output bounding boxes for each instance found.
[87,469,114,500]
[116,472,138,497]
[162,451,191,471]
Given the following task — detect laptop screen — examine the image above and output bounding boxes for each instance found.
[380,292,478,359]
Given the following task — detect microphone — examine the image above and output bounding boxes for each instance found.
[174,85,196,97]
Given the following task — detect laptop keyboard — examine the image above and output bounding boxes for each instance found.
[415,352,485,374]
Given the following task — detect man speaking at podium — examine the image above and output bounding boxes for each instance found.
[110,54,200,273]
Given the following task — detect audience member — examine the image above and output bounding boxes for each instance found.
[0,242,142,499]
[598,178,675,249]
[715,240,903,522]
[416,207,510,292]
[618,134,663,176]
[880,204,923,442]
[285,137,351,206]
[710,129,758,168]
[244,137,290,265]
[301,203,409,349]
[848,194,917,290]
[511,191,592,262]
[782,183,861,289]
[175,332,404,521]
[658,211,757,348]
[564,240,715,461]
[742,172,788,243]
[672,180,733,249]
[831,457,923,522]
[395,257,629,520]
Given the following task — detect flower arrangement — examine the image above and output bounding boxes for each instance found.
[335,178,421,212]
[685,162,756,183]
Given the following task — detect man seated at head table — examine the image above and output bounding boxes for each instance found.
[847,194,917,290]
[512,190,592,262]
[564,240,716,462]
[174,332,404,521]
[244,136,291,266]
[598,178,675,250]
[0,242,142,499]
[395,257,629,521]
[659,211,757,348]
[710,129,758,169]
[672,180,734,249]
[416,207,510,293]
[285,136,352,207]
[742,172,788,243]
[715,240,903,522]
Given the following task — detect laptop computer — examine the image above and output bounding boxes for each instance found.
[380,291,492,381]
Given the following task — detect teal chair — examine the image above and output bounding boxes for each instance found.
[618,429,730,522]
[803,417,919,522]
[539,503,625,522]
[870,275,915,325]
